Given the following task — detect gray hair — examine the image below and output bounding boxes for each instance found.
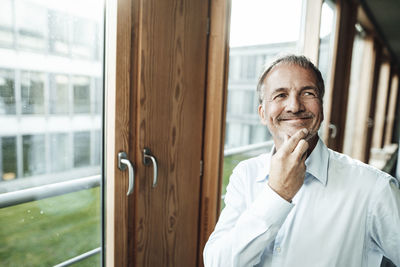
[256,54,325,104]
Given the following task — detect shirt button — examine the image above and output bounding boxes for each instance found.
[276,247,281,253]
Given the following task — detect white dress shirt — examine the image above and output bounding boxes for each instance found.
[204,138,400,267]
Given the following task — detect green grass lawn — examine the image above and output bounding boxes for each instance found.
[0,187,101,267]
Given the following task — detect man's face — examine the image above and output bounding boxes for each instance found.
[258,63,323,149]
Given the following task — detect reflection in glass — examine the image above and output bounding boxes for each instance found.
[0,69,16,114]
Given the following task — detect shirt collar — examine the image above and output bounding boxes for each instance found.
[255,137,329,186]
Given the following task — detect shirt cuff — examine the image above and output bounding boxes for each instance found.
[249,184,294,225]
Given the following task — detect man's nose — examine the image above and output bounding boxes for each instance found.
[285,94,305,113]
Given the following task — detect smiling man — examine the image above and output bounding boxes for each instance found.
[203,55,400,267]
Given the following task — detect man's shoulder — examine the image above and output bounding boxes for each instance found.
[327,147,394,184]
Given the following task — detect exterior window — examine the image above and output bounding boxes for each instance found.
[0,69,16,115]
[23,134,46,177]
[21,71,45,115]
[0,0,14,47]
[16,0,47,51]
[50,74,69,114]
[222,0,304,208]
[72,18,97,59]
[1,136,17,181]
[50,133,69,172]
[94,78,103,114]
[0,0,104,265]
[93,131,102,166]
[49,11,70,55]
[318,0,336,105]
[73,76,91,114]
[74,132,91,168]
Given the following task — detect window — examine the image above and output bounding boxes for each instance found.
[0,69,16,115]
[49,74,69,114]
[49,11,70,55]
[0,0,105,265]
[72,18,97,59]
[73,76,91,114]
[318,0,336,122]
[222,0,304,208]
[74,131,91,167]
[23,134,46,177]
[1,136,17,181]
[16,0,47,51]
[94,78,103,114]
[0,0,14,47]
[50,133,70,172]
[21,71,46,115]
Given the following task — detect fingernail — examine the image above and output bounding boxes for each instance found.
[302,128,308,135]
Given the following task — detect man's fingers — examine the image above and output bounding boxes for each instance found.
[280,128,308,154]
[294,139,309,161]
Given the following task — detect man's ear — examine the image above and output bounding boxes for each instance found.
[258,104,268,126]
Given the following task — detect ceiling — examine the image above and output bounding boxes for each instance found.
[361,0,400,66]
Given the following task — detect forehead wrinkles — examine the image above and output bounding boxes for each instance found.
[262,64,318,95]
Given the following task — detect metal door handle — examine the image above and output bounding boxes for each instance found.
[143,148,158,188]
[118,152,135,195]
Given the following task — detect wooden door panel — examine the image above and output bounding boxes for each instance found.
[133,0,209,266]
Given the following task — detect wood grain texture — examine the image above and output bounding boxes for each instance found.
[351,36,376,161]
[113,0,134,266]
[372,61,391,148]
[133,0,209,266]
[302,0,323,65]
[385,74,399,145]
[324,0,358,152]
[198,0,231,266]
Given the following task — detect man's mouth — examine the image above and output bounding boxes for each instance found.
[278,116,313,121]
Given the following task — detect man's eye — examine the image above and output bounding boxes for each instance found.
[303,91,317,97]
[274,93,286,99]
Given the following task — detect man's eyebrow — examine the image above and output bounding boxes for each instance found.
[301,85,318,91]
[270,88,288,94]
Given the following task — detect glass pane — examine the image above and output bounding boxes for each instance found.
[1,136,17,181]
[0,0,14,47]
[50,133,70,172]
[23,134,46,177]
[73,76,91,114]
[318,0,336,134]
[72,18,97,59]
[21,71,46,115]
[50,74,69,114]
[74,131,91,168]
[16,0,47,51]
[0,69,16,114]
[0,0,105,265]
[222,0,304,208]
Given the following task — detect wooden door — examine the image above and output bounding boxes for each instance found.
[106,0,210,266]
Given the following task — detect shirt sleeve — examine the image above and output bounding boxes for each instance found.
[203,163,294,267]
[368,175,400,265]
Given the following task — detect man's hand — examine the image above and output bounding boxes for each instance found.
[268,128,309,202]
